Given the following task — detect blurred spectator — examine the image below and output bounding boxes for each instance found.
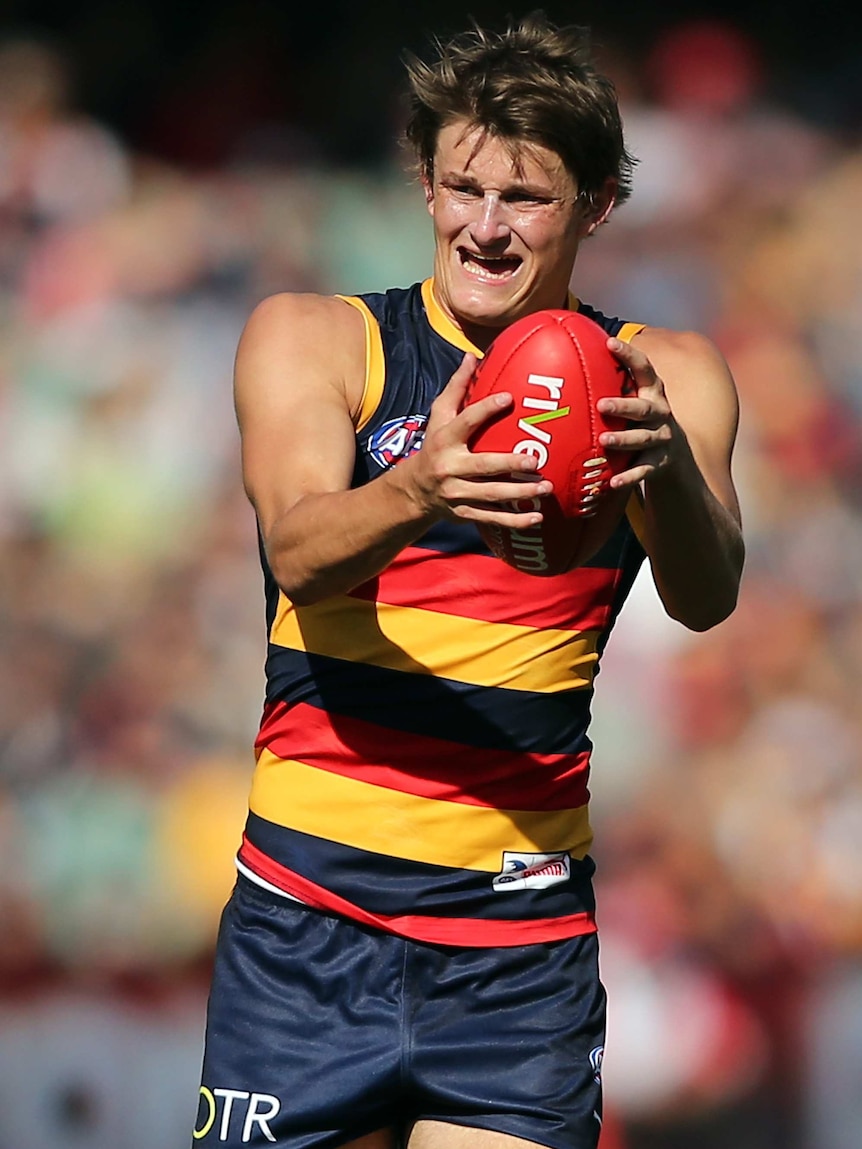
[0,36,130,230]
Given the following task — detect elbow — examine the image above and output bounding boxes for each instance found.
[281,585,323,607]
[273,574,327,608]
[665,578,742,633]
[268,555,324,607]
[270,555,354,606]
[663,537,745,632]
[676,600,737,632]
[668,601,736,632]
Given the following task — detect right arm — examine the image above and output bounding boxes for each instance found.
[235,292,552,605]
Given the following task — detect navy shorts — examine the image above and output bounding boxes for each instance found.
[193,875,606,1149]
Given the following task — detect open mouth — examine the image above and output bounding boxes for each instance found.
[458,249,522,281]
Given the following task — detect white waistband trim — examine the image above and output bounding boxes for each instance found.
[235,856,306,903]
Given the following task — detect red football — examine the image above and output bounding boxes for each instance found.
[465,309,635,576]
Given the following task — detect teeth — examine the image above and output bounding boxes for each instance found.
[467,265,508,281]
[461,252,519,280]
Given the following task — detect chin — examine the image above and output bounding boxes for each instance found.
[451,285,527,328]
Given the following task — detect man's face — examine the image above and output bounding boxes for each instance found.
[424,119,610,343]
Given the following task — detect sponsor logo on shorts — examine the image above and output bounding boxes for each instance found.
[193,1087,280,1143]
[492,850,571,892]
[589,1045,604,1084]
[367,414,427,467]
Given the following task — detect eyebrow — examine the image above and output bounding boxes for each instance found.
[439,170,558,197]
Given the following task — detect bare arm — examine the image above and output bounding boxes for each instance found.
[597,328,744,631]
[235,292,553,605]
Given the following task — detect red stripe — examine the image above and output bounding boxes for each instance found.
[238,838,596,947]
[349,546,618,631]
[256,701,590,812]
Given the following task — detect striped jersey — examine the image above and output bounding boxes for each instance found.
[237,278,646,946]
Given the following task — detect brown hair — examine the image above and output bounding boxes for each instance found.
[404,11,635,209]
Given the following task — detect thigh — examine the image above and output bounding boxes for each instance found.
[406,933,606,1149]
[194,877,405,1148]
[408,1121,550,1149]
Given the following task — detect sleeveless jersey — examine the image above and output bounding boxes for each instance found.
[237,278,646,947]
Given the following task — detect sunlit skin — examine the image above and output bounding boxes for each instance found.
[423,119,614,352]
[234,118,742,625]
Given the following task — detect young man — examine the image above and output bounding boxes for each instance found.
[193,15,743,1149]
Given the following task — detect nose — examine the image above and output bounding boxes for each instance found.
[470,193,511,246]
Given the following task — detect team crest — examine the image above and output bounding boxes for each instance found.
[367,414,428,467]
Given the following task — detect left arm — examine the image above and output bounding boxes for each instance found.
[597,328,744,632]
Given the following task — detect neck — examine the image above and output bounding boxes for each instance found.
[425,279,577,355]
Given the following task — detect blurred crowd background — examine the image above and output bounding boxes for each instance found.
[1,3,862,1148]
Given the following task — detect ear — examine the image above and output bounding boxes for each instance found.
[579,177,618,237]
[421,168,435,214]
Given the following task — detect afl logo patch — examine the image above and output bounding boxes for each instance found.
[367,414,427,467]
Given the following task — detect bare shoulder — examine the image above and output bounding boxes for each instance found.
[240,291,365,347]
[632,325,739,437]
[632,325,733,383]
[632,325,740,496]
[234,292,370,526]
[235,291,368,420]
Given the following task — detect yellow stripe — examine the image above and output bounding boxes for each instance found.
[424,281,583,353]
[273,592,598,691]
[250,749,593,870]
[335,295,386,431]
[617,321,645,344]
[422,279,483,356]
[617,323,647,542]
[422,281,642,355]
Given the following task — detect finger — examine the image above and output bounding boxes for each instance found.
[609,462,658,489]
[464,448,545,476]
[449,503,545,529]
[435,353,479,417]
[457,387,516,435]
[606,338,666,402]
[607,336,654,376]
[444,477,553,503]
[599,425,672,451]
[597,394,669,423]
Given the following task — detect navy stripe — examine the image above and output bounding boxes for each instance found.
[408,492,645,567]
[412,518,491,556]
[263,647,593,756]
[245,812,596,922]
[595,520,646,657]
[576,301,630,338]
[583,514,645,570]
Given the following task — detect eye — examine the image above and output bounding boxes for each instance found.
[504,191,552,207]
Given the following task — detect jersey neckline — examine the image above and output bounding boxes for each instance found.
[421,279,581,358]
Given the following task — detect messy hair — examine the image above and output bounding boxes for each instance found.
[404,11,635,208]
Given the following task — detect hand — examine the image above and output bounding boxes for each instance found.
[597,337,683,489]
[402,353,554,526]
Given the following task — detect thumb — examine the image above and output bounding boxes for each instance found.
[438,352,478,416]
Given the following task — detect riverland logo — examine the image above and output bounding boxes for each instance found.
[511,372,569,468]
